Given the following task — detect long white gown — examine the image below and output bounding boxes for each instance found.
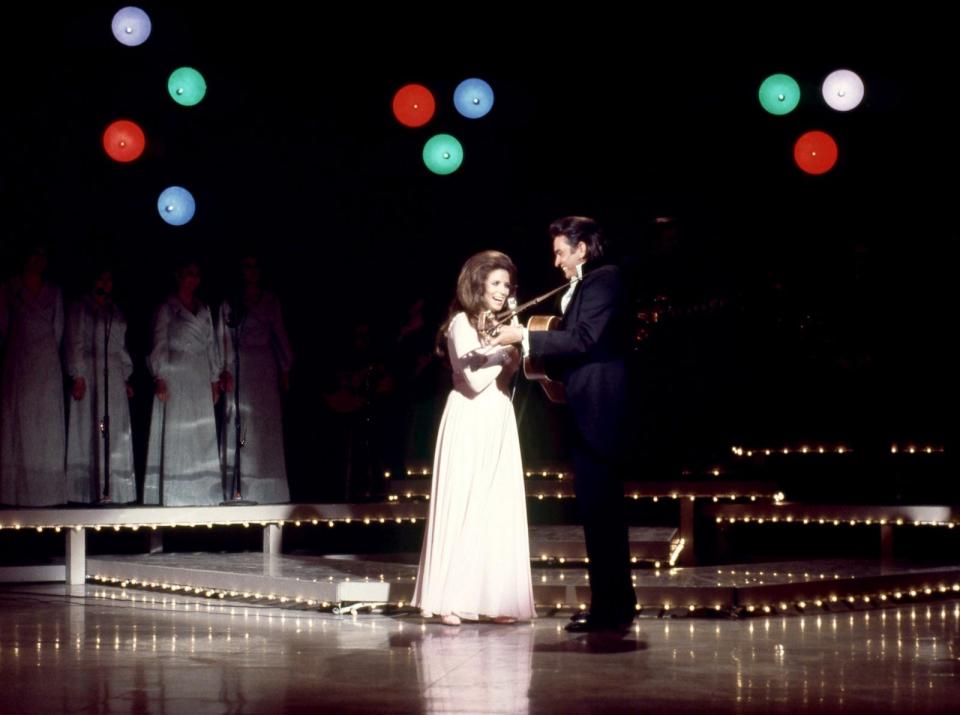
[143,296,223,506]
[412,312,536,620]
[218,292,293,503]
[0,279,66,506]
[64,296,136,504]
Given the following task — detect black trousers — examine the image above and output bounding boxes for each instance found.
[572,432,637,623]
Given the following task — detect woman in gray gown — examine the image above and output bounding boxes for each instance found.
[65,266,136,504]
[143,260,223,506]
[0,245,66,506]
[218,254,293,503]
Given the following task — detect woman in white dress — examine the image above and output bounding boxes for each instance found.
[143,261,224,506]
[218,254,293,503]
[0,245,66,506]
[412,251,536,626]
[65,267,136,503]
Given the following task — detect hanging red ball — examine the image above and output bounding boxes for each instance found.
[392,84,435,128]
[793,130,838,175]
[103,119,146,162]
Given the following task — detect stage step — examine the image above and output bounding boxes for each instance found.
[86,553,960,615]
[529,526,679,565]
[386,478,781,501]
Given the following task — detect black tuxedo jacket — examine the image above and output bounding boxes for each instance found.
[529,263,631,458]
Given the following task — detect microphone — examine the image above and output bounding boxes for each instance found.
[507,297,519,326]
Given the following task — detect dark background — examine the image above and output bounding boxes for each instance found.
[1,5,955,500]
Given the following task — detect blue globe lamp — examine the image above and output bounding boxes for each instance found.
[454,78,494,119]
[157,186,196,226]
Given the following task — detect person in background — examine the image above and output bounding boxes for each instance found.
[143,259,223,506]
[65,263,136,504]
[0,243,66,506]
[218,253,293,503]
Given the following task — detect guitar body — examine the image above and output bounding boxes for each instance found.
[524,315,566,403]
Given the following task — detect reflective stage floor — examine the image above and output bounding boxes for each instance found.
[2,583,960,713]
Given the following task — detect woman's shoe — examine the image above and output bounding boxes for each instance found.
[440,614,461,626]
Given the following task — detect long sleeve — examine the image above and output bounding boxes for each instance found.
[204,307,221,382]
[218,301,233,373]
[270,296,294,372]
[64,302,88,379]
[117,312,134,381]
[0,283,8,342]
[448,312,511,395]
[148,304,171,379]
[52,286,65,348]
[531,266,623,360]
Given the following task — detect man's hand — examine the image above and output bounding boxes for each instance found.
[486,325,524,347]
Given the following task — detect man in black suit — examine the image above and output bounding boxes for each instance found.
[490,216,636,633]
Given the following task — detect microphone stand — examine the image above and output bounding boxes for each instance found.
[98,297,115,504]
[222,301,256,505]
[505,297,522,403]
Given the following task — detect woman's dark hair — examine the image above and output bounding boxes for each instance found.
[436,250,517,357]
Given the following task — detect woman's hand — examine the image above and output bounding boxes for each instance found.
[71,377,86,401]
[154,378,169,402]
[487,325,524,347]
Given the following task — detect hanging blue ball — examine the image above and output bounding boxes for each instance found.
[157,186,196,226]
[453,78,494,119]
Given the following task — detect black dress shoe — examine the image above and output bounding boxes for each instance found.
[565,618,633,634]
[569,610,590,623]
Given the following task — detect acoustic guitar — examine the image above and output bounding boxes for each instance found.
[523,315,566,403]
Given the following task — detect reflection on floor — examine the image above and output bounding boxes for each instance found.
[2,584,959,713]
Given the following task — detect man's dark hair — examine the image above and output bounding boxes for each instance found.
[549,216,605,261]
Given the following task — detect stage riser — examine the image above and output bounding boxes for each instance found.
[0,565,65,583]
[0,503,429,530]
[387,479,780,501]
[530,543,673,560]
[735,570,960,608]
[88,558,399,604]
[90,556,959,611]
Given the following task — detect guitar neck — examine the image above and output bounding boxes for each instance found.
[487,279,576,333]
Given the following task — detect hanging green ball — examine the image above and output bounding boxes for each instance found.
[758,73,800,115]
[168,67,207,106]
[422,134,463,175]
